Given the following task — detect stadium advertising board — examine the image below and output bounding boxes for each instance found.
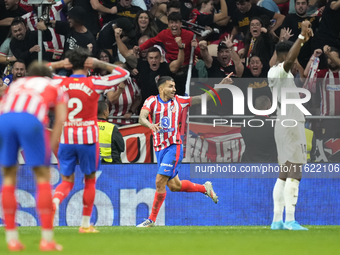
[0,164,339,227]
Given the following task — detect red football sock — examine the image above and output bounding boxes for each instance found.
[149,192,166,222]
[83,178,96,216]
[179,180,206,193]
[1,185,17,230]
[53,181,74,203]
[37,182,53,230]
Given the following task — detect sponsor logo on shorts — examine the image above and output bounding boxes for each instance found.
[164,169,170,172]
[161,163,173,167]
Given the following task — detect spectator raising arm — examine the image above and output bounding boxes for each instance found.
[169,37,185,73]
[115,27,132,59]
[330,0,340,10]
[199,40,213,68]
[223,35,244,77]
[323,45,340,67]
[304,49,322,77]
[90,0,117,14]
[271,13,285,35]
[214,0,229,26]
[0,18,14,26]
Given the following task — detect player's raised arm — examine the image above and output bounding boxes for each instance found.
[191,73,233,106]
[47,58,73,71]
[84,57,129,77]
[283,21,313,73]
[87,57,130,92]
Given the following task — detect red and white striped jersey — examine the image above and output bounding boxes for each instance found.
[0,77,67,125]
[317,69,340,116]
[22,2,65,52]
[19,0,33,12]
[55,67,129,145]
[142,95,191,151]
[105,77,141,125]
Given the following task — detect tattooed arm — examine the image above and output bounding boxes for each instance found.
[139,108,161,132]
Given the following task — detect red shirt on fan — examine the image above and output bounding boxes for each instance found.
[317,69,340,116]
[142,94,191,151]
[139,28,200,65]
[55,67,129,144]
[0,76,67,125]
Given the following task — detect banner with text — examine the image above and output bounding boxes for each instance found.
[0,164,339,227]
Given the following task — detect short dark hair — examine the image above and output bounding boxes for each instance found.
[157,76,174,87]
[250,16,264,27]
[98,101,108,116]
[168,12,182,22]
[65,48,91,71]
[27,61,52,78]
[249,55,262,63]
[236,0,250,3]
[13,59,26,67]
[294,0,309,5]
[167,1,181,12]
[10,17,26,27]
[147,46,161,55]
[275,41,294,55]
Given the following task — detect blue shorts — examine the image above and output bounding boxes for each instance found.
[155,144,183,180]
[58,143,100,176]
[0,113,50,167]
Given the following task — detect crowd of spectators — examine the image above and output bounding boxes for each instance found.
[1,0,340,129]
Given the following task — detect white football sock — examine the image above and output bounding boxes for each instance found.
[272,178,285,222]
[52,198,60,211]
[284,178,299,222]
[81,216,91,228]
[5,229,18,243]
[42,230,54,242]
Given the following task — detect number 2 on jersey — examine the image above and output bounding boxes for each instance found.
[68,98,83,121]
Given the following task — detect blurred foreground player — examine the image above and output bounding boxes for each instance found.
[137,75,233,227]
[48,48,129,233]
[0,62,68,251]
[268,21,313,231]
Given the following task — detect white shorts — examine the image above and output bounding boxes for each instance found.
[274,121,307,165]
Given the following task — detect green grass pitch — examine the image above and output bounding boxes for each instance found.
[0,226,339,254]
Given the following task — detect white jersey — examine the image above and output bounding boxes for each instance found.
[268,62,305,122]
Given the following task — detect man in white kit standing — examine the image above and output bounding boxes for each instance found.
[268,20,313,231]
